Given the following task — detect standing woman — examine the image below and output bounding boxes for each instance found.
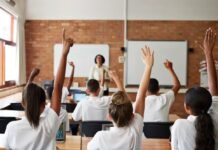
[89,54,110,96]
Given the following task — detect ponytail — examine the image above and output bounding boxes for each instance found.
[195,113,215,150]
[22,83,46,128]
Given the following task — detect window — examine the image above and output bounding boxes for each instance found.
[0,8,17,87]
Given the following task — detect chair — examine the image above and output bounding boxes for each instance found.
[143,122,174,139]
[81,121,113,137]
[8,103,24,111]
[61,103,77,113]
[0,117,17,133]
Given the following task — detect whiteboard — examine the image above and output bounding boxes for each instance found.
[54,44,109,77]
[126,41,187,86]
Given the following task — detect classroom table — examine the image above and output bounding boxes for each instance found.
[57,135,171,150]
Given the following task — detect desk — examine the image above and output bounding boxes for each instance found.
[57,135,171,150]
[0,110,24,118]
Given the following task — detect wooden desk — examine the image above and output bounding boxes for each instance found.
[0,110,24,118]
[169,114,180,122]
[57,135,171,150]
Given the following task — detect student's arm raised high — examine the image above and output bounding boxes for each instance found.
[202,28,218,96]
[26,68,40,86]
[108,70,124,92]
[135,46,154,117]
[164,59,181,94]
[51,29,74,115]
[67,61,75,92]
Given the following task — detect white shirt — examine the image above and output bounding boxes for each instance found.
[171,96,218,150]
[61,87,69,103]
[89,65,109,90]
[87,113,144,150]
[144,90,175,122]
[1,107,65,150]
[72,96,111,121]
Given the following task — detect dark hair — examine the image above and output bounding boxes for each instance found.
[22,83,46,128]
[87,79,100,93]
[148,78,159,94]
[109,91,133,127]
[185,87,215,150]
[94,54,105,64]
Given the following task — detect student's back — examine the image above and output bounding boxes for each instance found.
[3,107,60,150]
[72,95,111,121]
[144,90,175,121]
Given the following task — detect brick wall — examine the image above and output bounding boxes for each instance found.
[25,20,218,117]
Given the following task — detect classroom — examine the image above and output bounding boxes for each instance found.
[0,0,218,150]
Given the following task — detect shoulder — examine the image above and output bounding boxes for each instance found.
[172,119,193,131]
[162,90,175,97]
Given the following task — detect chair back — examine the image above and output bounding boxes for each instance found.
[0,117,17,133]
[61,103,77,113]
[143,122,174,139]
[81,121,112,137]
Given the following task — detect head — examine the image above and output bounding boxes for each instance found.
[86,79,100,96]
[22,83,46,128]
[108,91,133,127]
[95,54,105,66]
[147,78,159,94]
[185,87,215,150]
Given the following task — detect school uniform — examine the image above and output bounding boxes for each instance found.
[1,107,65,150]
[144,90,175,122]
[171,96,218,150]
[89,65,110,95]
[87,113,144,150]
[61,87,69,103]
[72,96,111,121]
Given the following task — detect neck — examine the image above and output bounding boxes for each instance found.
[90,93,98,97]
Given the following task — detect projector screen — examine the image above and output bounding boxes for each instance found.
[126,41,188,86]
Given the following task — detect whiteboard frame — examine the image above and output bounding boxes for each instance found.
[125,40,188,87]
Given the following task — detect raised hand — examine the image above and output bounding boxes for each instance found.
[141,45,154,68]
[164,59,173,70]
[201,28,216,55]
[30,68,40,78]
[108,70,119,81]
[68,61,75,67]
[62,29,74,55]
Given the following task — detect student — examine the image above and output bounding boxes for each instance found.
[1,29,74,150]
[72,71,125,121]
[171,28,218,150]
[143,59,181,122]
[46,61,75,104]
[87,46,154,150]
[89,54,110,96]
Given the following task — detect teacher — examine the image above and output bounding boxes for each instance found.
[89,54,110,96]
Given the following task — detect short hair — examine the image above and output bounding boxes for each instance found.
[109,91,133,127]
[22,83,46,128]
[148,78,159,93]
[87,79,100,93]
[94,54,105,64]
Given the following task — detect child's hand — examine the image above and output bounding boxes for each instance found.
[201,28,216,55]
[141,45,154,68]
[68,61,75,67]
[108,70,119,81]
[164,59,173,70]
[30,68,40,77]
[62,29,74,55]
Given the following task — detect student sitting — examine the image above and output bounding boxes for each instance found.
[1,29,74,150]
[171,28,218,150]
[72,69,126,121]
[87,46,154,150]
[144,60,181,122]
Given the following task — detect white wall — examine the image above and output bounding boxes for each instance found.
[25,0,218,20]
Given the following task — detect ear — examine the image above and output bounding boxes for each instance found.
[86,89,90,95]
[184,103,192,115]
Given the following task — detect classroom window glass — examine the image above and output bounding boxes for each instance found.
[0,8,17,87]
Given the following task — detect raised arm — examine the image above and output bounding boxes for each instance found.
[51,29,74,115]
[67,61,75,91]
[135,46,154,117]
[164,59,181,94]
[202,28,218,96]
[108,70,124,91]
[26,68,40,86]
